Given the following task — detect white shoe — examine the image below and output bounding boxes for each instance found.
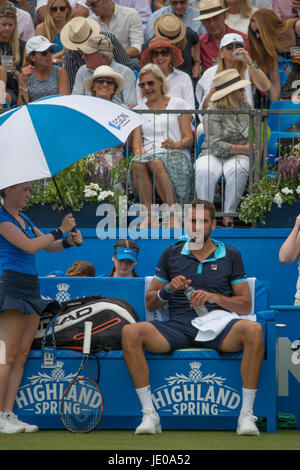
[236,409,260,436]
[0,412,25,434]
[5,411,38,433]
[135,409,162,435]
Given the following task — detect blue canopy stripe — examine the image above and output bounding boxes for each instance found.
[27,104,123,176]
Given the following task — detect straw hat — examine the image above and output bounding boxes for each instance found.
[193,0,229,21]
[210,69,251,101]
[60,17,100,50]
[140,36,183,68]
[153,14,186,43]
[85,65,125,95]
[79,34,113,55]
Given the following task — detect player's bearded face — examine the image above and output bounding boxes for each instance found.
[186,206,214,249]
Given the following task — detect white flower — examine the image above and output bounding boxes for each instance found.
[84,188,97,198]
[97,190,114,201]
[274,193,283,208]
[296,185,300,194]
[281,187,293,195]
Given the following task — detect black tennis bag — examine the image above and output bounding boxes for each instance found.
[32,295,138,352]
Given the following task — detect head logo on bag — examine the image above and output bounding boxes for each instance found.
[32,296,138,352]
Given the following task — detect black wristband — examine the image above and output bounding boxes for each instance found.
[50,228,63,240]
[62,238,72,249]
[157,286,174,302]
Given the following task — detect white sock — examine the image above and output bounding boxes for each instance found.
[241,388,257,413]
[136,385,155,411]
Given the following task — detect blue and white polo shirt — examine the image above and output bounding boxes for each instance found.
[153,239,247,321]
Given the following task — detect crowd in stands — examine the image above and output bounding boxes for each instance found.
[0,0,299,224]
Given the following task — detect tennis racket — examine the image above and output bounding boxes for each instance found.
[59,321,103,433]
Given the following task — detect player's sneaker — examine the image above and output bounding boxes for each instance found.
[5,411,38,433]
[0,412,25,434]
[236,409,260,436]
[135,409,162,435]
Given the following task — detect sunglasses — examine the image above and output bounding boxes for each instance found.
[94,78,116,86]
[151,49,170,58]
[138,80,155,88]
[225,42,244,50]
[169,0,187,5]
[33,47,54,56]
[252,28,260,38]
[51,5,67,11]
[86,0,99,7]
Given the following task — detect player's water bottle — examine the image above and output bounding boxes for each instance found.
[184,285,208,316]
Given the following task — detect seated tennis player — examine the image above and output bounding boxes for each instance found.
[122,199,264,436]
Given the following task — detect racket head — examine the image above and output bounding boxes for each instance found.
[60,377,103,433]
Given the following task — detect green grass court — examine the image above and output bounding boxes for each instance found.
[0,429,299,451]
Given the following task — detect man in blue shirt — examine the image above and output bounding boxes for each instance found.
[122,199,264,437]
[144,0,206,43]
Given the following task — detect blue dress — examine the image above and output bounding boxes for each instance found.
[0,208,60,316]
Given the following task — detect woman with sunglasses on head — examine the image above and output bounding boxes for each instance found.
[35,0,72,65]
[17,35,69,104]
[0,182,82,433]
[136,36,195,109]
[196,33,270,112]
[129,63,194,229]
[248,9,300,101]
[0,6,25,107]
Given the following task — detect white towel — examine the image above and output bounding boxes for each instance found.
[191,309,240,342]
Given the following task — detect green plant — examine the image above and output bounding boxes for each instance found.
[240,143,300,225]
[27,152,134,214]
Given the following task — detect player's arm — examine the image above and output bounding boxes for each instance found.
[146,275,191,312]
[189,281,252,316]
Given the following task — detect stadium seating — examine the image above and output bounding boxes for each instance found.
[16,276,278,432]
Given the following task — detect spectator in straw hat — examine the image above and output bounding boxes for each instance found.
[195,69,252,227]
[137,35,195,108]
[85,65,126,169]
[61,17,132,91]
[71,33,136,106]
[149,14,201,85]
[193,0,249,71]
[144,0,206,44]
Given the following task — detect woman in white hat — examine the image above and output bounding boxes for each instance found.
[85,65,125,170]
[195,69,252,227]
[196,32,270,112]
[17,35,69,104]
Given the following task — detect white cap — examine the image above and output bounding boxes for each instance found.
[219,33,245,50]
[25,35,55,55]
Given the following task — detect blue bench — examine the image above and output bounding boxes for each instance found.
[15,277,277,432]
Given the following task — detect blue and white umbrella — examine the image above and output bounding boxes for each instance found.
[0,94,144,190]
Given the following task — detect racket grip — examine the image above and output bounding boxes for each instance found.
[83,321,93,354]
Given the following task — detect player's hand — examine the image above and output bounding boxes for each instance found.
[166,275,191,292]
[66,229,82,246]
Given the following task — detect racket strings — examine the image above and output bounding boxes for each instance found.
[60,378,103,433]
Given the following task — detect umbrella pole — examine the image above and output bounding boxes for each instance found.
[52,176,81,247]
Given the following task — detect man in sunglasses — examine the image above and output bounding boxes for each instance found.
[144,0,206,44]
[72,33,136,107]
[193,0,249,72]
